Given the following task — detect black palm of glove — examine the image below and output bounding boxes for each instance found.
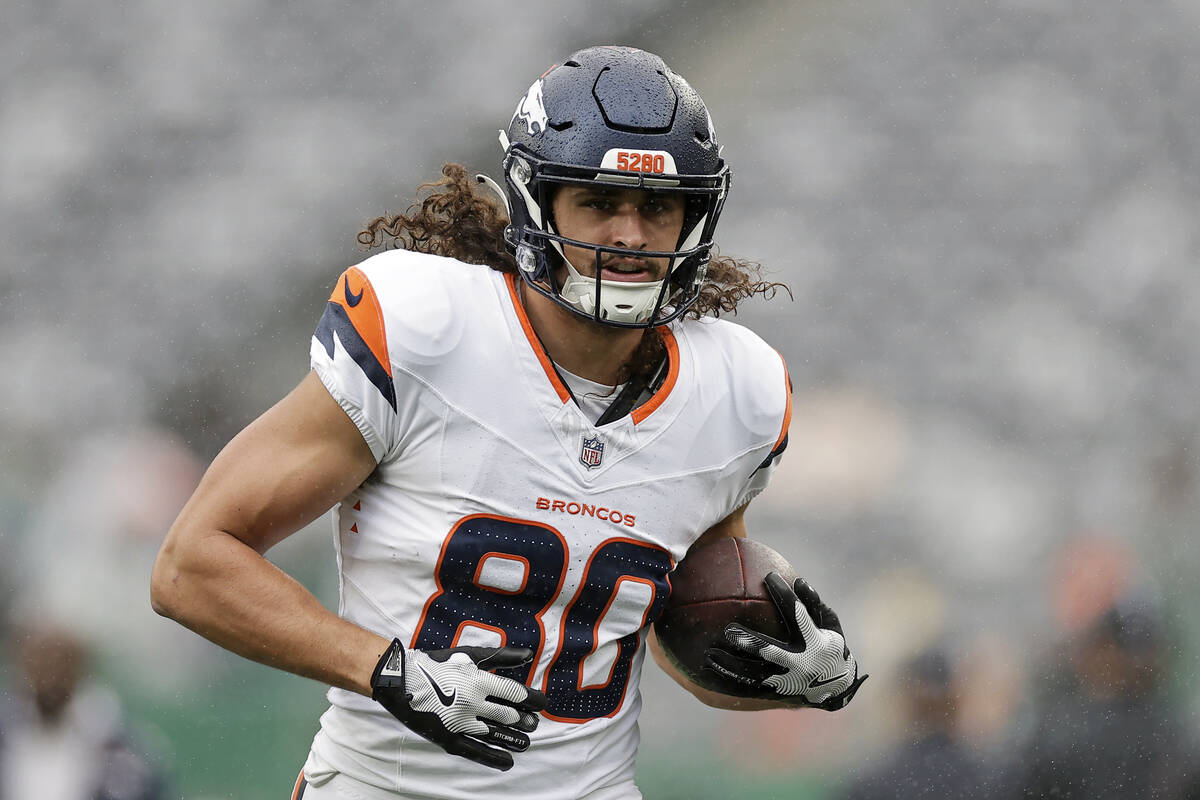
[370,639,548,771]
[704,573,867,711]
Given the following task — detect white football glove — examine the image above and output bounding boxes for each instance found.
[705,573,867,710]
[370,639,547,771]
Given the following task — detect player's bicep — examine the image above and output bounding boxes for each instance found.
[170,370,377,554]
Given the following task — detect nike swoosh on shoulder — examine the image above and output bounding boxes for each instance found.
[418,665,457,706]
[344,277,365,307]
[808,671,848,689]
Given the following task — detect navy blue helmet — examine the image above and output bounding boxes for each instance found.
[495,46,730,328]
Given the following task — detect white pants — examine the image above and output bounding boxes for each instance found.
[291,755,642,800]
[292,770,399,800]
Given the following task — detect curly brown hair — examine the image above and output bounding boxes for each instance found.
[357,163,789,384]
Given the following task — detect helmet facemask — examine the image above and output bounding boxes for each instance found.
[502,138,728,329]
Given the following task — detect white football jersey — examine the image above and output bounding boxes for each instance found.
[306,249,791,799]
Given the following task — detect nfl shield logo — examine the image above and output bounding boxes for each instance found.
[580,435,605,469]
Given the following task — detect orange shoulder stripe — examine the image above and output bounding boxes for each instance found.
[329,266,391,378]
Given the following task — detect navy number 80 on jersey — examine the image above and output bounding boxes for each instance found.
[411,515,673,722]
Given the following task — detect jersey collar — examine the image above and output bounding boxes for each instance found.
[503,272,679,425]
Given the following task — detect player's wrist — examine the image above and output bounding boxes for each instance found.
[369,638,407,699]
[329,632,396,698]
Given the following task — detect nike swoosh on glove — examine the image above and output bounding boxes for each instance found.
[704,573,868,711]
[371,639,548,770]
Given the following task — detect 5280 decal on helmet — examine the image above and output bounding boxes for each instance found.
[608,150,673,175]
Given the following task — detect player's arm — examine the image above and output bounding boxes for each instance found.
[647,506,789,710]
[151,369,545,770]
[150,370,388,694]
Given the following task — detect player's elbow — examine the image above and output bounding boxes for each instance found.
[149,530,191,620]
[149,546,177,618]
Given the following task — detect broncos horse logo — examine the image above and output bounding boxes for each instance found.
[513,78,549,137]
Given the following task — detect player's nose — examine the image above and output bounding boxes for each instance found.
[607,206,649,250]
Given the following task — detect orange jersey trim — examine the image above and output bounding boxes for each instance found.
[504,273,681,422]
[630,327,679,425]
[328,266,391,378]
[451,620,508,648]
[773,353,793,452]
[577,574,658,691]
[473,552,531,596]
[504,273,572,404]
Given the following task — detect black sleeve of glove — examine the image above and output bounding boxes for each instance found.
[704,645,780,686]
[701,645,794,700]
[814,671,869,711]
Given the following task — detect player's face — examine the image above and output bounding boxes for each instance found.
[551,185,685,283]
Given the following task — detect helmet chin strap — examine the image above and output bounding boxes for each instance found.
[558,258,666,324]
[474,173,511,217]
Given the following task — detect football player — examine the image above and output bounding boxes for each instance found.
[151,45,865,800]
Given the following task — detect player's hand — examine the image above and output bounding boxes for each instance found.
[370,639,548,771]
[704,573,867,711]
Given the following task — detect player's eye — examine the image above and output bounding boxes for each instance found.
[582,196,613,210]
[643,195,680,216]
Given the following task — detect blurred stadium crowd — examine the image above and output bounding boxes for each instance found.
[4,0,1199,797]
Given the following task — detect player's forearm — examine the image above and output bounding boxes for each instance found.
[647,631,793,710]
[671,667,796,711]
[686,686,795,711]
[657,657,780,710]
[151,527,387,695]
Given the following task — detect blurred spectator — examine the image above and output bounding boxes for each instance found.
[14,428,223,697]
[839,646,995,799]
[1011,592,1198,798]
[0,624,167,800]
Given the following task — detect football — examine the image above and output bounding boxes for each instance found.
[653,536,799,693]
